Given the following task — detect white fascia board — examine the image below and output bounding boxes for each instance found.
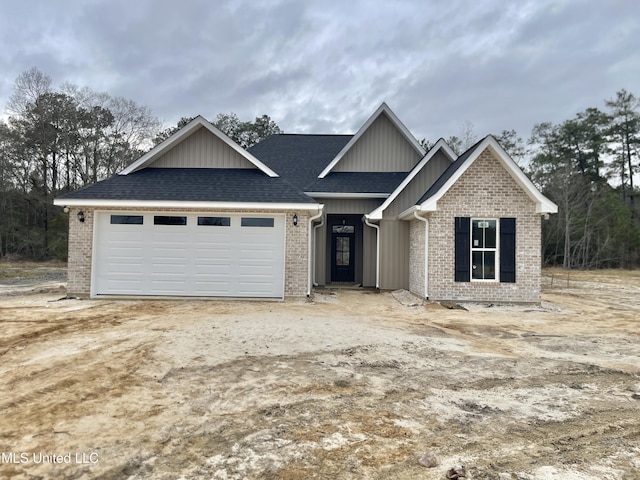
[397,205,421,220]
[380,102,426,157]
[367,139,455,220]
[437,141,457,162]
[120,116,279,177]
[397,206,413,220]
[53,198,321,210]
[536,199,559,214]
[416,136,559,215]
[305,192,390,199]
[318,102,426,179]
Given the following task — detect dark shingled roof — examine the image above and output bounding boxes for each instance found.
[56,168,316,204]
[249,134,416,194]
[304,172,407,194]
[415,137,485,205]
[58,133,435,205]
[248,134,352,190]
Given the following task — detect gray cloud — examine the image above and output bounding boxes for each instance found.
[1,0,638,144]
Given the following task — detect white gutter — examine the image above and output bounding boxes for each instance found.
[53,198,323,211]
[307,208,324,296]
[364,217,380,289]
[413,210,429,299]
[304,192,390,199]
[312,214,325,287]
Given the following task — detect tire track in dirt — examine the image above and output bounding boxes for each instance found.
[1,272,639,479]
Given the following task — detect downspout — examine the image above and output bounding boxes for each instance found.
[364,216,380,289]
[413,210,429,299]
[307,208,324,297]
[312,214,325,287]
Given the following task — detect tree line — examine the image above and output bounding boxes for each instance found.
[0,68,280,260]
[422,91,640,270]
[527,89,639,269]
[1,67,638,268]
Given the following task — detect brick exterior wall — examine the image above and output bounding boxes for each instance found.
[284,211,310,297]
[67,207,94,296]
[65,207,309,298]
[421,147,542,303]
[408,219,425,296]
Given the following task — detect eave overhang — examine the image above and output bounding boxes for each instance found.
[397,136,558,219]
[305,192,390,199]
[53,198,323,211]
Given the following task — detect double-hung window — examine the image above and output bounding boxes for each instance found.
[455,217,516,283]
[471,219,497,280]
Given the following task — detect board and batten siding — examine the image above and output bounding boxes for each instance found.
[361,225,377,287]
[333,113,421,172]
[379,219,409,290]
[150,126,255,169]
[383,150,453,218]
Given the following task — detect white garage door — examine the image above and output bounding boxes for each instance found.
[93,212,285,298]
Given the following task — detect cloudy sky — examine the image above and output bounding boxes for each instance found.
[0,0,638,143]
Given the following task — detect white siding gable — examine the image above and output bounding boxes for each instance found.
[149,126,256,169]
[334,113,422,172]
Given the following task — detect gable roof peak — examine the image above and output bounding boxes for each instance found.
[120,115,279,177]
[426,137,456,160]
[365,137,455,220]
[403,134,557,216]
[452,135,487,163]
[317,102,425,178]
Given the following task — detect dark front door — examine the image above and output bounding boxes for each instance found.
[331,224,355,282]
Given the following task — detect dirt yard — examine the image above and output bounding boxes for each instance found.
[0,265,639,480]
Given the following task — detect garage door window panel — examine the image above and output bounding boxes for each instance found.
[154,216,187,226]
[198,216,231,226]
[110,215,143,225]
[241,217,274,227]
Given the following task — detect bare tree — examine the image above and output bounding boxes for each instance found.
[6,67,52,116]
[494,129,526,165]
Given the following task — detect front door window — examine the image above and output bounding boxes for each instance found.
[335,236,350,266]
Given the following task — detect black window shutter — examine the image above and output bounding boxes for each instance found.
[454,217,470,282]
[500,218,516,283]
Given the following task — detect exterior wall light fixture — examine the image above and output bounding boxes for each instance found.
[293,213,298,226]
[77,211,85,223]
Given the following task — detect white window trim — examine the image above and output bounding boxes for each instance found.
[470,218,500,282]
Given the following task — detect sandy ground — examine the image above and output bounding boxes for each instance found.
[0,266,639,479]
